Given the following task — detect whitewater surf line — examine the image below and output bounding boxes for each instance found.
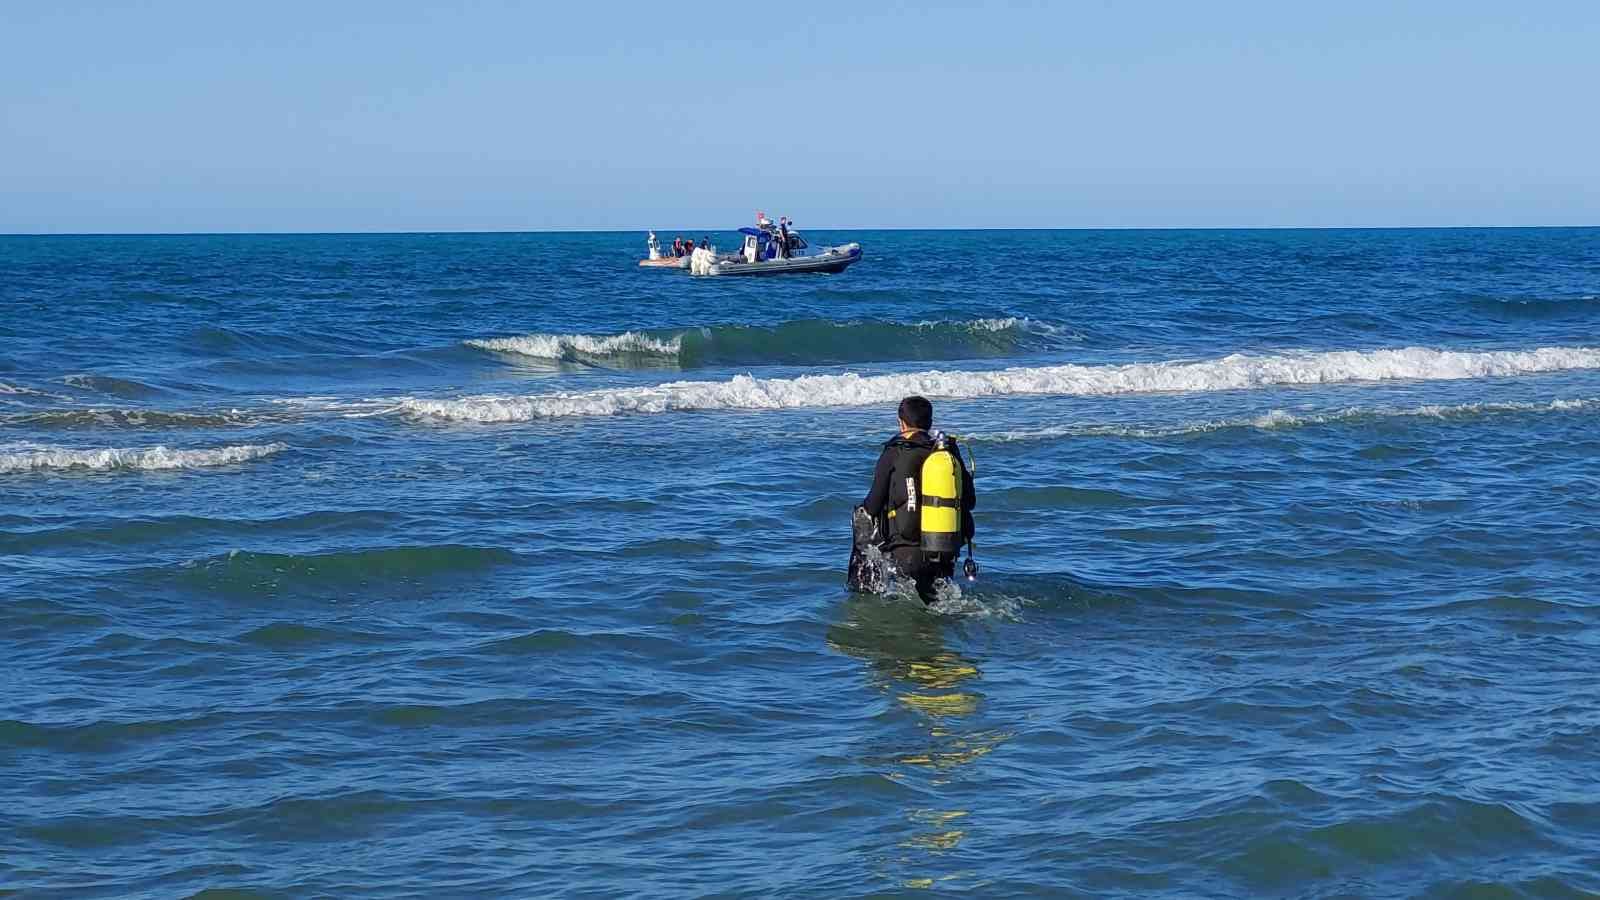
[462,318,1067,368]
[965,397,1600,442]
[4,409,264,429]
[397,345,1600,422]
[0,442,288,474]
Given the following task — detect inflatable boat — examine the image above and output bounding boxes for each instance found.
[689,217,862,277]
[637,232,690,268]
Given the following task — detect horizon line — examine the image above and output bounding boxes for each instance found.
[3,223,1597,237]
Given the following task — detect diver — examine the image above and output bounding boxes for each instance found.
[855,395,976,603]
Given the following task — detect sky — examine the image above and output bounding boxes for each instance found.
[3,0,1599,232]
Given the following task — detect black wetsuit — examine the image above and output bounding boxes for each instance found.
[860,430,976,602]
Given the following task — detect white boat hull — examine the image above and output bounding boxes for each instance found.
[692,243,862,277]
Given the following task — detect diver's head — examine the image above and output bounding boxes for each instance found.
[897,395,933,434]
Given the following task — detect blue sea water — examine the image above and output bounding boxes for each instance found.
[2,228,1599,897]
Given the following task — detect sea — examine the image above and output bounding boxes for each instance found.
[2,228,1598,898]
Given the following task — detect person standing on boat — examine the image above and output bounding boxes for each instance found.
[778,218,792,259]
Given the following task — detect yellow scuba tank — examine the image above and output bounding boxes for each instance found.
[919,435,962,559]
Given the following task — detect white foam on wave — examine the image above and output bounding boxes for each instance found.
[969,397,1600,442]
[465,331,682,360]
[465,318,1072,363]
[911,316,1076,338]
[0,442,287,474]
[3,407,261,428]
[397,345,1600,423]
[920,316,1021,332]
[1252,397,1600,429]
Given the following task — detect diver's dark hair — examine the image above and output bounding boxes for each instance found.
[898,396,933,430]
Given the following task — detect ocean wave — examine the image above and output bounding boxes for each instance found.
[1465,294,1600,318]
[0,443,287,474]
[61,374,166,398]
[171,545,517,594]
[5,409,261,429]
[968,398,1600,442]
[188,324,371,355]
[0,381,70,403]
[399,345,1600,423]
[464,317,1068,368]
[466,331,681,363]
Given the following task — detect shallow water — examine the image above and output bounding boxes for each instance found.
[3,229,1599,896]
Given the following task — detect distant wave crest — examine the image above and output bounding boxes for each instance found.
[969,397,1600,442]
[5,409,261,429]
[61,374,166,398]
[466,331,682,362]
[175,545,517,594]
[0,442,287,474]
[464,317,1067,368]
[400,345,1600,423]
[1465,293,1600,319]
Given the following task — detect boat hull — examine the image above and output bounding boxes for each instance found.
[638,257,689,268]
[697,244,862,277]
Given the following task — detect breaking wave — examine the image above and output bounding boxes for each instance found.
[968,398,1600,442]
[0,443,287,474]
[464,317,1067,368]
[466,331,681,364]
[399,345,1600,423]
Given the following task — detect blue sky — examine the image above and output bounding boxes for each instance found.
[4,1,1598,232]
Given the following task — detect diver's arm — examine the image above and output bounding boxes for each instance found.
[860,446,895,515]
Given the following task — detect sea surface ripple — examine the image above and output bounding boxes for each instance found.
[3,229,1599,897]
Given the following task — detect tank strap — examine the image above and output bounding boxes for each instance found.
[921,495,960,509]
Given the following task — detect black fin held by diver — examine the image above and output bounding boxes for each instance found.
[847,507,880,592]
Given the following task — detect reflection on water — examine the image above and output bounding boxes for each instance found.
[827,595,1014,890]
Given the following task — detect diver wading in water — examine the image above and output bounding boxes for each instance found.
[850,396,977,603]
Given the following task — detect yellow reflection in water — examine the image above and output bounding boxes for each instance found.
[901,809,968,852]
[827,597,1012,890]
[897,729,1007,770]
[898,691,979,717]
